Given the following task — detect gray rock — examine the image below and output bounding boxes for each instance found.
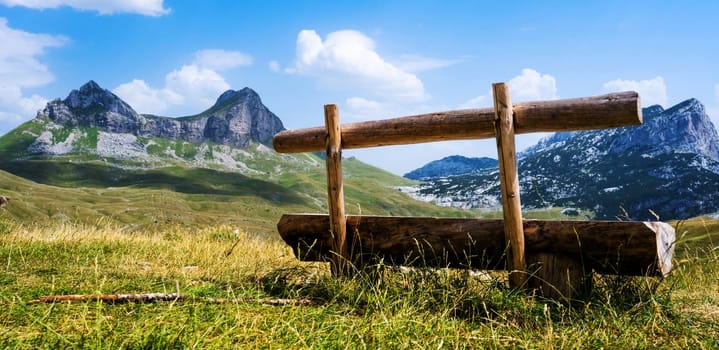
[39,81,285,148]
[404,155,498,180]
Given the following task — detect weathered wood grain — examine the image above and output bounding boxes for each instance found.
[277,215,675,277]
[493,82,526,288]
[273,91,641,153]
[526,252,593,300]
[324,104,349,276]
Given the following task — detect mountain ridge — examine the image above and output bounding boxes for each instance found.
[520,99,719,162]
[37,80,285,149]
[404,155,497,180]
[404,98,719,220]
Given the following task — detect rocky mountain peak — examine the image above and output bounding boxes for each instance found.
[642,104,664,116]
[665,98,703,115]
[79,80,102,92]
[64,80,137,118]
[522,98,719,162]
[630,98,719,160]
[214,87,260,107]
[215,90,241,107]
[34,80,285,149]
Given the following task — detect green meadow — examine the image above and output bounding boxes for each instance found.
[0,164,717,348]
[0,214,717,348]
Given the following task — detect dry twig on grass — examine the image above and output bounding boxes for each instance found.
[31,292,314,306]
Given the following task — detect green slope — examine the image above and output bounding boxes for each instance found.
[0,112,472,234]
[0,155,471,235]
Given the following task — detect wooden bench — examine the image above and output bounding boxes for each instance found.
[272,83,675,300]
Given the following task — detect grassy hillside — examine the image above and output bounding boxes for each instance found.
[0,216,716,348]
[0,153,471,234]
[0,114,475,232]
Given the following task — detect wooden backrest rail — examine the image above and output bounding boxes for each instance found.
[273,91,641,153]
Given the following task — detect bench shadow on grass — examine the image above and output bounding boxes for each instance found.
[254,261,677,326]
[252,264,533,323]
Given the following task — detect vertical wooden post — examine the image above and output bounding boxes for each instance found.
[492,82,527,289]
[526,253,592,300]
[324,104,350,276]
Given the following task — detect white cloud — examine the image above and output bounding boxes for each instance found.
[113,79,181,115]
[459,68,557,109]
[165,65,230,108]
[346,96,382,111]
[114,64,230,116]
[17,93,47,114]
[459,94,489,109]
[268,60,280,72]
[345,97,384,120]
[0,0,170,16]
[508,68,558,102]
[0,84,48,114]
[390,54,462,73]
[0,17,66,132]
[342,95,443,124]
[289,29,427,101]
[602,76,667,107]
[0,17,67,87]
[113,48,256,116]
[193,49,252,71]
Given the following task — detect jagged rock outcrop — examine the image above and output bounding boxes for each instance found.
[521,98,719,162]
[404,155,497,180]
[39,81,285,148]
[41,81,142,134]
[405,99,719,220]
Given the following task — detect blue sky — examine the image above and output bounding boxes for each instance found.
[1,0,718,174]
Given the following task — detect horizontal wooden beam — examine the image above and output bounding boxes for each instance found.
[277,214,674,277]
[273,91,641,153]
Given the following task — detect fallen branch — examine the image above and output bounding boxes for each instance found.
[30,292,314,306]
[204,297,314,306]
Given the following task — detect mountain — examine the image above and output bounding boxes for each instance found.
[29,80,283,153]
[0,81,471,228]
[0,80,291,170]
[404,98,719,220]
[404,155,497,180]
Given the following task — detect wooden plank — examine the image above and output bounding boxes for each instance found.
[324,104,349,276]
[273,91,641,153]
[276,215,675,277]
[493,82,526,288]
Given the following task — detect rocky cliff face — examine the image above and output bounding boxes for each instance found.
[39,81,285,148]
[41,81,143,134]
[139,87,285,147]
[404,155,497,180]
[405,99,719,220]
[520,98,719,162]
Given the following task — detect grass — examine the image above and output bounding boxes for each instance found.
[0,119,45,159]
[0,167,300,233]
[0,154,472,232]
[0,212,717,348]
[0,132,717,347]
